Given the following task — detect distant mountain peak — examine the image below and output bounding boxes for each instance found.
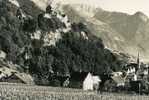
[133,11,148,22]
[134,11,146,16]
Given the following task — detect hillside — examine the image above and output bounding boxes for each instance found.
[41,0,149,62]
[0,0,131,86]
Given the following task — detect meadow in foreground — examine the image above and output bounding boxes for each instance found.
[0,83,148,100]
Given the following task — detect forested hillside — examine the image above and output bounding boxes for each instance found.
[0,0,129,86]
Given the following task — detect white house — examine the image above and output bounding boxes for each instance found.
[83,72,101,91]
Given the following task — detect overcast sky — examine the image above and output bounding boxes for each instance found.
[96,0,149,16]
[58,0,149,16]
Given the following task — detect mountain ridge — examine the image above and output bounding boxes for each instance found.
[53,2,149,62]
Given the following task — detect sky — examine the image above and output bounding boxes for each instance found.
[96,0,149,16]
[57,0,149,16]
[31,0,149,16]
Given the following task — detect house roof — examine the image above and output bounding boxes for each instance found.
[14,73,34,85]
[111,72,123,76]
[0,59,34,84]
[84,73,93,83]
[84,73,101,84]
[111,75,125,84]
[0,66,34,85]
[0,67,17,77]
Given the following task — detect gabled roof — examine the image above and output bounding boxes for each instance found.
[0,59,34,84]
[84,72,93,83]
[0,66,34,85]
[14,73,34,85]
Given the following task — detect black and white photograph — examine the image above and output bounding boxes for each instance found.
[0,0,149,99]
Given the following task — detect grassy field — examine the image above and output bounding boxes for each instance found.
[0,83,148,100]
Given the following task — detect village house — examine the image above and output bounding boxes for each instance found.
[69,72,101,91]
[109,70,139,87]
[117,53,149,93]
[111,72,125,87]
[126,63,138,74]
[0,67,34,85]
[102,71,138,92]
[127,66,136,74]
[126,61,149,82]
[83,72,101,91]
